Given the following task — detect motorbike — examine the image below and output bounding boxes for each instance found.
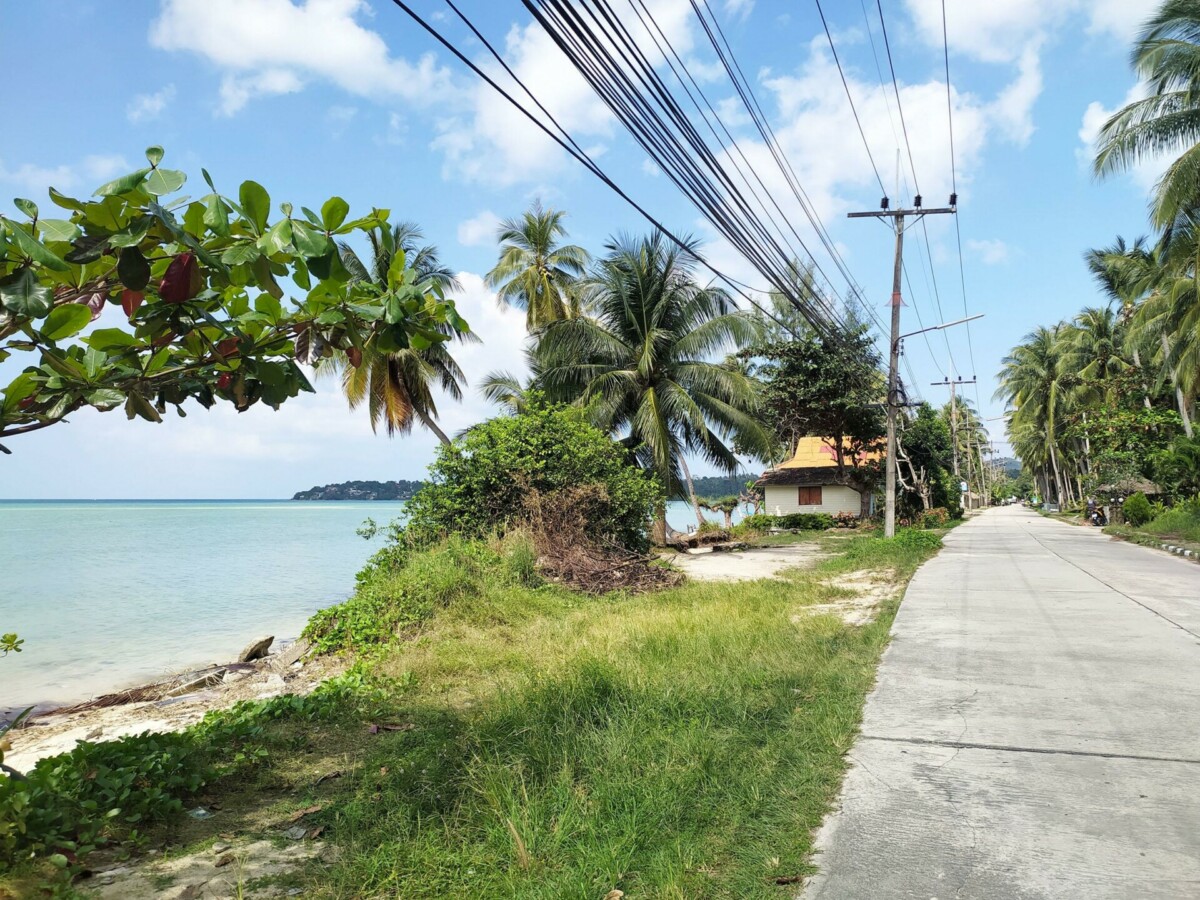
[1090,509,1108,527]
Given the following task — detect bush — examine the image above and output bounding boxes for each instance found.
[776,512,835,531]
[1123,492,1153,526]
[919,507,950,529]
[738,513,775,532]
[402,403,661,553]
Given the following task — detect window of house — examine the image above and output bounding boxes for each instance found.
[798,485,822,506]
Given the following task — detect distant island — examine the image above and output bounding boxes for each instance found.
[690,475,755,498]
[292,480,424,501]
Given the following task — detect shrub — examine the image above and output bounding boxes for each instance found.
[402,403,661,553]
[919,507,950,529]
[776,512,835,531]
[833,512,859,528]
[1123,492,1153,526]
[738,513,776,532]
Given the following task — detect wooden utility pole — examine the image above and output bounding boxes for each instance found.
[849,202,956,537]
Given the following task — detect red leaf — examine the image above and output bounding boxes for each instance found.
[216,338,239,358]
[121,290,144,318]
[216,372,233,390]
[83,292,105,321]
[346,346,362,368]
[159,253,201,304]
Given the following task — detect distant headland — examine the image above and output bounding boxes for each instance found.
[292,480,424,501]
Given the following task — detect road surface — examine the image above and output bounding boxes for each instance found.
[804,505,1200,899]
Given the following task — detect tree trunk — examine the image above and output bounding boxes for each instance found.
[1048,442,1065,506]
[1161,333,1194,438]
[1132,346,1153,410]
[680,457,706,528]
[415,407,452,446]
[652,505,668,546]
[723,510,733,529]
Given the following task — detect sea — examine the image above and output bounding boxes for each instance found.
[0,499,727,711]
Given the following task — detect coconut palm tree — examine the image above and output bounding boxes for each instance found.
[1085,236,1155,408]
[1094,0,1200,227]
[536,232,769,542]
[996,325,1072,504]
[331,222,474,444]
[485,202,591,331]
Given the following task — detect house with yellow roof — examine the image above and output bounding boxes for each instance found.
[755,436,881,518]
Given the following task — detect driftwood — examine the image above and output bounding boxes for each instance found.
[669,529,732,552]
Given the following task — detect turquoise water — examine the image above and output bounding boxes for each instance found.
[0,499,726,709]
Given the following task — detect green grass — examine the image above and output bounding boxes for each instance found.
[1141,506,1200,543]
[0,530,943,899]
[285,530,941,899]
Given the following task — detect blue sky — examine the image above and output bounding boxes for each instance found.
[0,0,1165,498]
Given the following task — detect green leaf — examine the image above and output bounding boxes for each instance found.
[86,328,139,351]
[204,193,231,237]
[83,346,106,380]
[6,220,69,271]
[239,180,271,232]
[251,255,284,299]
[145,145,165,167]
[87,388,125,410]
[41,303,92,341]
[125,391,162,423]
[2,372,38,414]
[182,200,205,237]
[221,242,261,266]
[321,197,349,232]
[145,168,186,196]
[48,187,85,211]
[291,221,331,257]
[280,201,293,218]
[0,267,53,316]
[258,218,293,256]
[118,247,151,291]
[13,198,38,220]
[95,167,151,197]
[202,168,217,191]
[38,218,81,243]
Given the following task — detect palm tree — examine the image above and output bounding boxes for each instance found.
[1085,237,1154,409]
[485,202,591,330]
[536,232,769,542]
[1094,0,1200,227]
[331,222,473,444]
[996,325,1072,504]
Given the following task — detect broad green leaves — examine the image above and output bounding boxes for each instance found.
[0,268,53,316]
[0,147,469,444]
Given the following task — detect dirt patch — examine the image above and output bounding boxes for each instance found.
[4,645,344,773]
[671,543,827,581]
[792,572,899,626]
[86,837,327,899]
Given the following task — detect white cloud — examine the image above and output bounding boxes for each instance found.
[127,84,176,123]
[457,210,501,248]
[967,238,1010,265]
[641,158,661,177]
[724,0,753,22]
[990,47,1042,146]
[149,0,456,114]
[326,104,358,137]
[0,154,128,195]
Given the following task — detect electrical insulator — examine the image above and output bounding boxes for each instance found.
[914,194,922,207]
[949,192,958,206]
[880,196,889,209]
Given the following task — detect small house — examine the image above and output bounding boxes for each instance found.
[756,437,879,518]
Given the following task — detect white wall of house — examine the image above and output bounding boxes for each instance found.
[764,484,861,517]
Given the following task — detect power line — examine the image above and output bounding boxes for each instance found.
[941,0,981,394]
[391,0,800,338]
[814,0,886,196]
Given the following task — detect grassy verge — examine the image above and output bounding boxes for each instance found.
[1,530,943,899]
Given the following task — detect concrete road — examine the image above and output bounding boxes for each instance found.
[803,506,1200,899]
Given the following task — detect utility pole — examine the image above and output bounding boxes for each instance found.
[931,375,977,507]
[849,199,957,537]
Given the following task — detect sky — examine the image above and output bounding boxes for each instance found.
[0,0,1168,498]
